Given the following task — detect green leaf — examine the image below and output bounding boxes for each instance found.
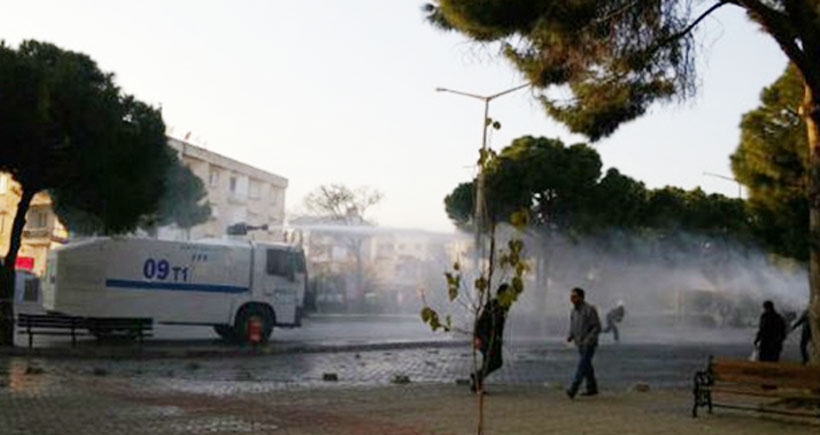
[511,276,524,295]
[498,287,516,307]
[510,209,528,229]
[474,276,488,292]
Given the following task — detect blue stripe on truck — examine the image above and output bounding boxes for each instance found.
[105,279,248,294]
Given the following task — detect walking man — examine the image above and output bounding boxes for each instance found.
[566,287,601,399]
[602,300,626,342]
[754,300,787,362]
[470,284,509,393]
[792,309,812,365]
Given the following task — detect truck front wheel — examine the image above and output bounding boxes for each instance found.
[234,304,274,344]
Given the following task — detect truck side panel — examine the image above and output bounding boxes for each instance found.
[49,238,252,324]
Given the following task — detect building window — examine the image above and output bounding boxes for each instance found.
[211,206,219,219]
[249,179,261,199]
[269,187,278,205]
[209,170,219,187]
[28,210,48,229]
[229,176,237,193]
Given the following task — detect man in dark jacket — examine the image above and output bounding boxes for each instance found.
[471,284,509,393]
[792,309,812,365]
[566,287,601,399]
[754,300,787,362]
[602,301,625,342]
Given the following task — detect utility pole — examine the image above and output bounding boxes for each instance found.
[436,84,530,263]
[703,172,742,198]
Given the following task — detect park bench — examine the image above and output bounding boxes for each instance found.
[16,313,88,348]
[692,355,820,419]
[16,314,153,347]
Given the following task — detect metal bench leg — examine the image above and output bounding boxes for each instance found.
[693,371,712,418]
[692,380,699,418]
[28,324,33,349]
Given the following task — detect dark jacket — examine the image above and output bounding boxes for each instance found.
[475,298,507,352]
[606,306,625,323]
[755,310,786,351]
[569,301,601,348]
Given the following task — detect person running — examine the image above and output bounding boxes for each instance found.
[754,300,787,362]
[602,301,626,342]
[566,287,601,399]
[791,309,812,365]
[470,284,509,393]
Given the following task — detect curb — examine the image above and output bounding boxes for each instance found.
[0,339,469,360]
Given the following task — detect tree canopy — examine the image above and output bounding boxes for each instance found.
[425,0,703,141]
[56,147,212,236]
[154,155,212,230]
[425,0,820,364]
[0,40,173,345]
[0,40,172,232]
[732,64,809,260]
[444,136,748,237]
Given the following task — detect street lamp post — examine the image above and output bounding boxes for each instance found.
[436,83,530,260]
[703,172,743,199]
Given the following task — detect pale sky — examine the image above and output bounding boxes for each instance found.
[0,1,787,233]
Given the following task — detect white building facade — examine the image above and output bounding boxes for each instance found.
[161,137,288,241]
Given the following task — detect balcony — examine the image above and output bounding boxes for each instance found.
[22,227,52,245]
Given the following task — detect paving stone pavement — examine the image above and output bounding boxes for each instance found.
[1,339,817,434]
[1,374,817,435]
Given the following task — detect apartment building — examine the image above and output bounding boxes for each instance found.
[0,174,69,276]
[0,137,288,274]
[164,137,288,241]
[289,220,469,312]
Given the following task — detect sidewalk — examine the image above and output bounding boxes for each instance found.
[2,375,815,434]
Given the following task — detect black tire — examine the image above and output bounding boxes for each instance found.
[213,324,238,342]
[234,304,274,344]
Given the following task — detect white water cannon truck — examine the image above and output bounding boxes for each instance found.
[40,236,307,343]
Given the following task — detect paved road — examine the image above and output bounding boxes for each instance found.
[1,316,813,434]
[3,334,807,389]
[1,339,813,435]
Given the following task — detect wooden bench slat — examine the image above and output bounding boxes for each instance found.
[713,358,820,378]
[17,331,90,336]
[712,373,819,389]
[18,319,84,325]
[709,386,820,399]
[693,355,820,419]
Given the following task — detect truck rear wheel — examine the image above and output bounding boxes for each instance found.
[234,304,274,344]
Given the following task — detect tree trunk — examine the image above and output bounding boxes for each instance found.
[532,231,552,333]
[804,84,820,365]
[0,187,36,346]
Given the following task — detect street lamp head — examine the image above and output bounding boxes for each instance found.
[435,87,446,92]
